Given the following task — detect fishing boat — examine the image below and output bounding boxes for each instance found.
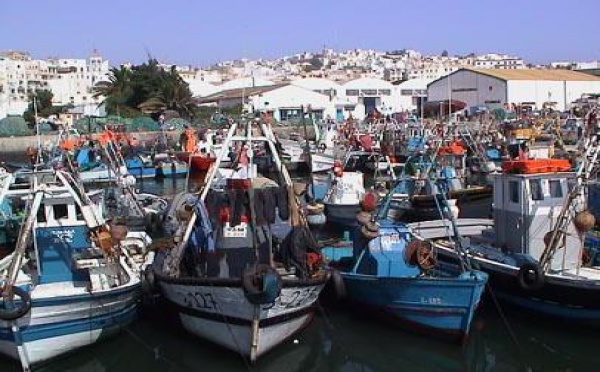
[322,160,366,228]
[125,154,188,179]
[174,126,217,172]
[0,170,152,370]
[385,143,493,222]
[408,136,600,324]
[151,119,329,362]
[322,178,488,340]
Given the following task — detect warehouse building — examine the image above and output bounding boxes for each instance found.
[427,68,600,111]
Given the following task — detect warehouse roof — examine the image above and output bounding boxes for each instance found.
[468,68,600,81]
[196,84,287,104]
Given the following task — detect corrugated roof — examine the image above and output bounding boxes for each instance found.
[468,68,600,81]
[197,84,288,104]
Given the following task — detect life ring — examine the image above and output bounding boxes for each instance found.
[242,264,282,305]
[0,286,32,320]
[517,262,544,291]
[416,240,436,271]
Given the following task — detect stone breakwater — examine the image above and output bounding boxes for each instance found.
[0,125,315,156]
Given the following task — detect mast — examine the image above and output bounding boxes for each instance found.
[302,105,315,199]
[33,95,43,166]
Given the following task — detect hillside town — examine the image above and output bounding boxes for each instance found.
[1,48,599,124]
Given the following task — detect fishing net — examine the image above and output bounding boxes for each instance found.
[165,117,189,130]
[130,117,160,131]
[0,116,32,136]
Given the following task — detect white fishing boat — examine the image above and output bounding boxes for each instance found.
[151,119,329,362]
[409,135,600,323]
[0,170,152,370]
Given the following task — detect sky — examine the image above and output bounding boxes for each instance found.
[1,0,598,66]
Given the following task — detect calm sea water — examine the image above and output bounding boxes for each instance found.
[1,173,599,371]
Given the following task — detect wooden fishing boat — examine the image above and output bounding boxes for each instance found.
[151,120,329,362]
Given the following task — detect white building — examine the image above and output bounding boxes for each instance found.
[46,52,110,107]
[396,78,432,112]
[199,84,335,122]
[218,77,275,91]
[473,53,525,69]
[340,78,399,119]
[427,68,600,111]
[0,50,109,119]
[290,77,340,98]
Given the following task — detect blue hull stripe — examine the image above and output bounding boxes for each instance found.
[0,304,137,343]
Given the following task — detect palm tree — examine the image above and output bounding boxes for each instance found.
[157,66,196,118]
[93,66,133,115]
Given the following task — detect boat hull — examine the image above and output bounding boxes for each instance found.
[324,203,360,227]
[156,274,328,361]
[341,273,486,338]
[0,283,139,367]
[437,248,600,324]
[175,152,216,172]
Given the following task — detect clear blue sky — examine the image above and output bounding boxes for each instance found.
[2,0,598,66]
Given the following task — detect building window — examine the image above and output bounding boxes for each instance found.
[361,89,377,96]
[346,89,359,96]
[529,179,543,201]
[279,108,301,121]
[549,180,563,198]
[509,181,520,203]
[452,88,476,93]
[378,89,391,96]
[489,86,493,91]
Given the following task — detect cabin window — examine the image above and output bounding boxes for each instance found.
[53,204,69,220]
[509,181,520,203]
[37,203,47,223]
[75,204,83,220]
[529,179,544,201]
[549,180,563,198]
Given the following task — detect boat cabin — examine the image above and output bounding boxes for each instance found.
[491,170,582,271]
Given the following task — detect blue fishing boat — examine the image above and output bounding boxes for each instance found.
[323,180,488,340]
[125,154,188,179]
[0,170,152,370]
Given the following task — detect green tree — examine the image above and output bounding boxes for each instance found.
[92,66,133,116]
[94,59,196,120]
[23,90,64,127]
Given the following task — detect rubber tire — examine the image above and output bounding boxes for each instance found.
[517,262,545,291]
[142,266,156,295]
[331,269,346,300]
[0,286,32,321]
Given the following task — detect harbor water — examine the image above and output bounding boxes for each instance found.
[0,173,599,371]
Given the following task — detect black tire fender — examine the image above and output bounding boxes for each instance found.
[331,269,346,300]
[518,262,545,291]
[0,286,32,321]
